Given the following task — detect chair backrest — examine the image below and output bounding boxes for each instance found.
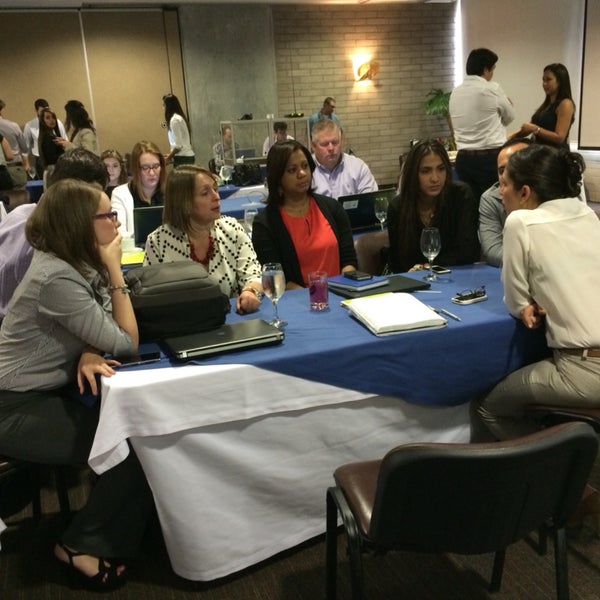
[369,422,598,554]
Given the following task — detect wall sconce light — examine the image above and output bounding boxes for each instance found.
[355,60,380,81]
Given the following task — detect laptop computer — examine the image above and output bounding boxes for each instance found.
[235,148,257,159]
[162,318,284,361]
[338,188,396,231]
[133,206,163,247]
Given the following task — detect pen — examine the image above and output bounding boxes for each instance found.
[414,290,442,294]
[439,308,461,322]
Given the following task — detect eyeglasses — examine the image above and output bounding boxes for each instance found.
[454,286,486,301]
[93,211,118,222]
[139,163,161,173]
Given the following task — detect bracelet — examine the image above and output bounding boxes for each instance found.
[109,285,131,294]
[241,286,264,301]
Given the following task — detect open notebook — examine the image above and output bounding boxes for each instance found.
[346,292,447,336]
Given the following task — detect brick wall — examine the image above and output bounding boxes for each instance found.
[272,3,456,187]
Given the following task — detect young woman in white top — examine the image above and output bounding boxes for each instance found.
[110,140,166,240]
[162,93,195,167]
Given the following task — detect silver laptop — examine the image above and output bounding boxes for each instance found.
[162,318,284,360]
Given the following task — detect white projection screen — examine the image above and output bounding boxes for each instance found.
[579,0,600,149]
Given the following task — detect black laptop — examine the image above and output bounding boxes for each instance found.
[133,206,163,247]
[162,318,284,361]
[338,188,396,231]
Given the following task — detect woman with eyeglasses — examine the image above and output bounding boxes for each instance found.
[0,179,153,591]
[110,140,166,240]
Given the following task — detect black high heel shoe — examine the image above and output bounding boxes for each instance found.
[57,544,127,592]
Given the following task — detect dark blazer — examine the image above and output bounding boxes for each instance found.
[252,193,357,287]
[387,180,480,273]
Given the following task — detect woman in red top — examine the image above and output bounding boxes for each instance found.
[252,140,357,289]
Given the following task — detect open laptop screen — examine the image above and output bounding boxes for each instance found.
[133,206,163,247]
[338,188,396,231]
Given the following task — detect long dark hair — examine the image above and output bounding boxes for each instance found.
[394,139,453,261]
[37,108,62,166]
[266,140,315,206]
[531,63,575,121]
[163,93,190,130]
[64,100,96,139]
[505,144,585,202]
[26,179,107,281]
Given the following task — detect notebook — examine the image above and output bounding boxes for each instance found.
[338,188,396,231]
[328,274,389,294]
[161,318,284,360]
[329,274,430,299]
[346,293,447,336]
[133,206,163,247]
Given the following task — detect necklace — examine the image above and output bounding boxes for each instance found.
[190,233,215,267]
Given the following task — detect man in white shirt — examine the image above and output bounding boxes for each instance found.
[262,121,293,156]
[450,48,515,203]
[23,98,67,178]
[310,119,377,199]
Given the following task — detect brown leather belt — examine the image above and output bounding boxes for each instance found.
[458,148,501,155]
[559,348,600,358]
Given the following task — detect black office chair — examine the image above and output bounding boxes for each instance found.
[0,457,71,523]
[354,231,389,276]
[326,422,598,600]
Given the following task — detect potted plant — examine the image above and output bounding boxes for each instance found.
[424,89,456,151]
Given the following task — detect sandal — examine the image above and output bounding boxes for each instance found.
[56,543,127,592]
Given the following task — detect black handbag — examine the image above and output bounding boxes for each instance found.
[231,163,263,187]
[125,262,231,342]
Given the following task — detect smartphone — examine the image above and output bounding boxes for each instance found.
[451,294,488,305]
[343,270,373,281]
[114,351,161,368]
[431,265,452,274]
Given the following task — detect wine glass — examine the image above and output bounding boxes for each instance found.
[244,207,258,236]
[219,165,232,189]
[261,262,287,328]
[420,227,441,282]
[374,196,388,231]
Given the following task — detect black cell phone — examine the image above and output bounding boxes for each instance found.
[114,351,161,368]
[431,265,452,274]
[343,270,373,281]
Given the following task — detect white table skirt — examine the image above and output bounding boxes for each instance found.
[90,363,469,580]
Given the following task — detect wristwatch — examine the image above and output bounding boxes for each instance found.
[242,287,264,301]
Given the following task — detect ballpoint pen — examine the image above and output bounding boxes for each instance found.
[439,308,461,322]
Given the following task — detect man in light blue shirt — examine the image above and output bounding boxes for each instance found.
[308,97,341,133]
[310,119,377,199]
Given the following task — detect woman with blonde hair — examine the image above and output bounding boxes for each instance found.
[144,165,263,314]
[110,141,165,240]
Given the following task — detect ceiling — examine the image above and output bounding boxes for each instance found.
[0,0,455,8]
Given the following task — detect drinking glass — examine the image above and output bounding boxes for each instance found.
[261,262,287,328]
[219,165,232,189]
[420,227,441,282]
[374,196,388,231]
[244,207,258,236]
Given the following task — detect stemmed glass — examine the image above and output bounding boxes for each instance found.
[244,207,258,237]
[219,165,233,189]
[261,262,287,328]
[420,227,441,282]
[374,196,388,231]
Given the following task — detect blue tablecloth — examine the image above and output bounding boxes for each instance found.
[141,264,548,407]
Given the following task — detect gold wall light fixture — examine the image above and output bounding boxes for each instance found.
[353,54,380,82]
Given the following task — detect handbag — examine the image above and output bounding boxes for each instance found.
[125,262,231,342]
[231,163,263,187]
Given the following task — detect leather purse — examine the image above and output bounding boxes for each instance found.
[125,262,231,342]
